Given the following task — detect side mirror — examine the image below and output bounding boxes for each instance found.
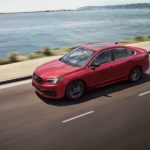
[90,62,100,68]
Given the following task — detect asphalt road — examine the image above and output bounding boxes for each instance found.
[0,64,150,150]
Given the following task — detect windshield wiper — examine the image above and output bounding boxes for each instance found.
[59,58,78,67]
[64,60,75,66]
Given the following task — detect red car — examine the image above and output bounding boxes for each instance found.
[32,42,149,100]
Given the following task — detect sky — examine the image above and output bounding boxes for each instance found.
[0,0,150,13]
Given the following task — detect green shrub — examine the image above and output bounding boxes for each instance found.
[135,36,145,41]
[63,48,72,52]
[147,36,150,39]
[8,52,27,62]
[9,52,20,62]
[0,57,11,65]
[42,47,53,56]
[28,52,44,59]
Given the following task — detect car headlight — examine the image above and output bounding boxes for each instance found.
[46,77,64,84]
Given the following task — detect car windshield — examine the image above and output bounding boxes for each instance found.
[60,47,95,67]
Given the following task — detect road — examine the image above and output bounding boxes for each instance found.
[0,65,150,150]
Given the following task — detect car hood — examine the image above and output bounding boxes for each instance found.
[35,59,80,79]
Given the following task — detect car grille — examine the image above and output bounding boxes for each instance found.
[33,73,43,83]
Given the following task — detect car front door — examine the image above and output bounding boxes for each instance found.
[88,50,114,88]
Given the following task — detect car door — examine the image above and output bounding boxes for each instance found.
[110,48,135,81]
[88,50,114,87]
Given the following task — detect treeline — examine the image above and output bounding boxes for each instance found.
[78,3,150,10]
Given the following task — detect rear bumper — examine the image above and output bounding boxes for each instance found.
[32,78,66,99]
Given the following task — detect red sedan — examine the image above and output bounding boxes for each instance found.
[32,42,149,100]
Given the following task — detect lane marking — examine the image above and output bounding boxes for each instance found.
[138,91,150,97]
[0,79,32,90]
[62,111,94,123]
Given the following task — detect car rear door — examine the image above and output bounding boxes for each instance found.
[110,48,135,81]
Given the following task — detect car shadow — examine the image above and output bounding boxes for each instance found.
[36,73,150,106]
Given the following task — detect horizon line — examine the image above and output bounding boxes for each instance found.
[0,2,149,14]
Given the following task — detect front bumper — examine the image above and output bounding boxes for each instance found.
[32,77,66,99]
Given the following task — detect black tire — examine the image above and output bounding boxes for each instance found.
[128,67,143,82]
[66,80,85,100]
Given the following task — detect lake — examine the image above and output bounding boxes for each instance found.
[0,9,150,56]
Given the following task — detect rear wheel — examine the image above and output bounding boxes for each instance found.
[66,80,85,100]
[128,67,142,82]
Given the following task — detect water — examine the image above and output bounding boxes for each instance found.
[0,9,150,56]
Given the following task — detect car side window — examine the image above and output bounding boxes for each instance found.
[113,48,135,60]
[126,49,135,56]
[113,48,127,60]
[94,50,112,65]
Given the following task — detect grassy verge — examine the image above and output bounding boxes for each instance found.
[0,47,71,65]
[120,35,150,44]
[1,35,150,65]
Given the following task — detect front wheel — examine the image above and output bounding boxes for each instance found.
[66,80,85,100]
[128,67,143,82]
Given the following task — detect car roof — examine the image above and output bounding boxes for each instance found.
[81,42,123,51]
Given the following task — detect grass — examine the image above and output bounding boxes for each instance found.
[120,35,150,44]
[0,46,71,65]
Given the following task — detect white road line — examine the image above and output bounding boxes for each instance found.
[138,91,150,97]
[0,79,32,90]
[62,111,94,123]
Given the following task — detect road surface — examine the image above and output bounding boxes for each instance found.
[0,61,150,150]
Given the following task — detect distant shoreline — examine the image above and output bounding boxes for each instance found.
[0,9,77,15]
[0,8,148,15]
[0,3,150,15]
